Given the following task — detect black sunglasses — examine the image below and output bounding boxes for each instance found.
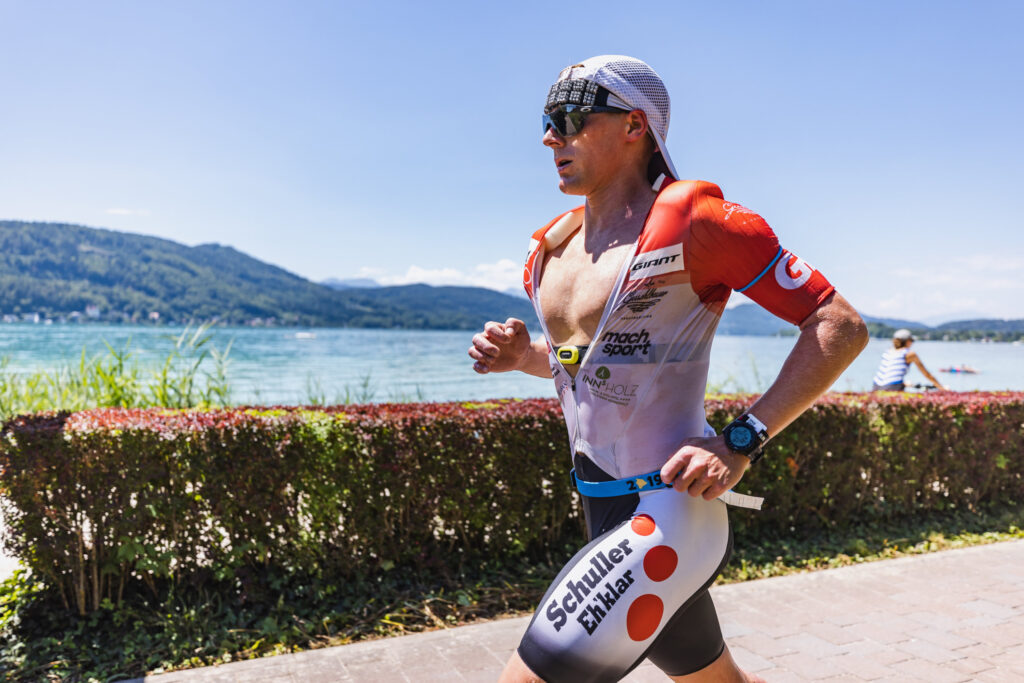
[542,104,629,137]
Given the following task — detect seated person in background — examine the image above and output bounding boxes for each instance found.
[872,329,948,391]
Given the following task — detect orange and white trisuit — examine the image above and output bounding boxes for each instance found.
[516,180,835,682]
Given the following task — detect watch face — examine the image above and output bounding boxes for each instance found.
[727,423,755,452]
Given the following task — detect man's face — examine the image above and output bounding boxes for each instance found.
[543,109,631,196]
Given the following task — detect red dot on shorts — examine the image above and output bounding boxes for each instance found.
[631,514,656,536]
[643,545,678,582]
[626,594,664,641]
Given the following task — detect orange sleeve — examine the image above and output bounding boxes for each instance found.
[686,184,834,326]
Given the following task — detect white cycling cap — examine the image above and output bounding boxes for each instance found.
[546,55,679,190]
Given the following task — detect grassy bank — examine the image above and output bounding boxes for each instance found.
[1,501,1020,682]
[0,325,232,421]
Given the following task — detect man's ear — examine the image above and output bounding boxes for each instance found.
[624,109,649,141]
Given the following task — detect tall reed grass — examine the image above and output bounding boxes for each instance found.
[0,324,233,421]
[0,325,432,420]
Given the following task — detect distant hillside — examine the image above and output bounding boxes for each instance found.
[0,221,534,329]
[860,314,928,330]
[330,284,537,329]
[718,304,794,336]
[936,319,1024,333]
[718,304,1023,341]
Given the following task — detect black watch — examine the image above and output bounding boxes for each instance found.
[722,413,770,464]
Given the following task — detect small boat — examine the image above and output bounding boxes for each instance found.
[939,365,978,374]
[294,332,317,340]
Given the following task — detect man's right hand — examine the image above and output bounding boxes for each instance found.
[469,318,532,374]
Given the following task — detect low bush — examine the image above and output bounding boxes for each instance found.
[0,400,577,617]
[0,392,1022,679]
[1,392,1021,619]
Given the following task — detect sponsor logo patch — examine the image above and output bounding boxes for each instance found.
[580,366,639,405]
[774,252,814,290]
[628,244,684,281]
[600,329,652,358]
[544,538,637,635]
[617,287,668,315]
[722,202,756,221]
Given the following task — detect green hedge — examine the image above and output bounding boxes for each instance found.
[1,393,1021,616]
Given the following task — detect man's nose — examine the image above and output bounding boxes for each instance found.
[542,126,564,147]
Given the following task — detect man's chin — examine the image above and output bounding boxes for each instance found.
[556,177,587,196]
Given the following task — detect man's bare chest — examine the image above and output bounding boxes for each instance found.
[539,238,636,345]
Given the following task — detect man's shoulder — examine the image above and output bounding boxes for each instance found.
[528,205,585,257]
[656,179,725,207]
[532,205,584,240]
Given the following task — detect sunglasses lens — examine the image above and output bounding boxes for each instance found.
[542,106,586,136]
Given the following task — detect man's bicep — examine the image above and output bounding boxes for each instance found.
[687,204,835,326]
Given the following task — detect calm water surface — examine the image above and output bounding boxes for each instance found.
[1,324,1021,404]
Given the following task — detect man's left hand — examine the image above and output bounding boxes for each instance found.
[660,436,751,501]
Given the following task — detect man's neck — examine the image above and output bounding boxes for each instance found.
[582,171,657,241]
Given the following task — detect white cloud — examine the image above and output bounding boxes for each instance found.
[105,208,151,216]
[856,250,1024,320]
[362,259,523,292]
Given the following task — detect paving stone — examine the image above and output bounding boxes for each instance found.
[894,637,965,664]
[461,668,508,683]
[621,664,671,682]
[972,668,1024,683]
[843,619,914,645]
[832,652,902,680]
[953,623,1024,649]
[1000,590,1024,608]
[295,673,349,683]
[837,640,915,666]
[945,657,996,676]
[719,616,756,638]
[774,633,847,658]
[772,652,845,679]
[727,645,774,673]
[906,626,978,651]
[904,608,978,629]
[753,669,809,683]
[805,622,863,646]
[733,632,800,658]
[958,598,1019,619]
[890,658,973,683]
[438,643,506,671]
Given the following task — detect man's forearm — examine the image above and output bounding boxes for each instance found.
[746,293,868,436]
[515,340,554,378]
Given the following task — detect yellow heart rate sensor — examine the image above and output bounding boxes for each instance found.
[556,345,589,365]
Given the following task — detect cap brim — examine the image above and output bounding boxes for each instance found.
[647,126,678,190]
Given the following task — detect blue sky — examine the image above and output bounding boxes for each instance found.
[2,0,1022,324]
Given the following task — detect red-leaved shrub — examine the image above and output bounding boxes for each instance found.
[1,392,1021,614]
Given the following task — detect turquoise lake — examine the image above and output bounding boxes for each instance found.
[1,324,1021,405]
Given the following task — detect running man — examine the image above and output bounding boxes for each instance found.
[469,55,868,683]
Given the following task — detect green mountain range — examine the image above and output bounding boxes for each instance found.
[2,220,1020,339]
[0,221,536,329]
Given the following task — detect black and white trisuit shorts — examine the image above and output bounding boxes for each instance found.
[517,456,733,682]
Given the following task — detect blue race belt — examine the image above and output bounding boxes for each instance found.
[569,468,765,510]
[570,468,671,497]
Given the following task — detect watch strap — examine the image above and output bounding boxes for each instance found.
[727,413,770,463]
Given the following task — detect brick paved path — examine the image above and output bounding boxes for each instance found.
[123,541,1024,682]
